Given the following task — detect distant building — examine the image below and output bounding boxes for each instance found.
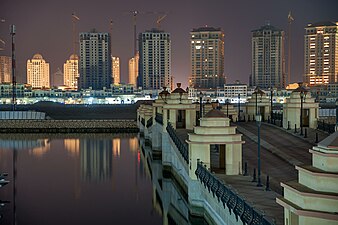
[51,68,64,87]
[0,56,12,83]
[251,24,285,89]
[112,56,120,85]
[224,83,248,98]
[79,31,112,90]
[27,53,50,88]
[128,52,139,87]
[138,28,171,90]
[189,27,225,89]
[304,22,338,85]
[64,54,79,89]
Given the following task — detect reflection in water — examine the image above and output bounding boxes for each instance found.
[64,139,80,157]
[129,137,138,152]
[29,139,50,157]
[0,135,163,225]
[112,138,120,157]
[80,139,112,182]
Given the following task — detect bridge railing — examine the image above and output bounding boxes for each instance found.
[317,120,335,134]
[146,117,153,128]
[155,113,163,125]
[166,122,189,163]
[195,161,275,225]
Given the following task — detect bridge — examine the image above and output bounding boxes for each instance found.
[137,84,337,225]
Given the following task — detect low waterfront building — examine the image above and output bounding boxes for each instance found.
[277,132,338,225]
[245,87,271,121]
[282,85,319,129]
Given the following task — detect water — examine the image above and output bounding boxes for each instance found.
[0,134,208,225]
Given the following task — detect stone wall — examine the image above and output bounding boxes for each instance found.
[0,120,138,133]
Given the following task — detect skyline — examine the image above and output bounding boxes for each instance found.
[1,0,337,87]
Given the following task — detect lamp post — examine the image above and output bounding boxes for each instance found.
[300,91,304,136]
[238,93,240,121]
[225,98,230,117]
[199,91,203,118]
[270,88,273,123]
[256,114,262,187]
[254,87,264,119]
[159,86,169,103]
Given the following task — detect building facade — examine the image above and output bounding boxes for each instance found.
[189,27,225,89]
[251,24,285,89]
[112,56,120,85]
[128,52,139,87]
[138,28,171,90]
[64,54,79,89]
[27,53,50,88]
[304,22,338,85]
[0,56,12,83]
[79,31,112,90]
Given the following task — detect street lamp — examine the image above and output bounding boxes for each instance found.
[254,87,264,118]
[238,93,240,121]
[225,98,230,117]
[199,91,203,118]
[270,88,273,123]
[300,91,304,136]
[255,114,262,187]
[159,87,169,103]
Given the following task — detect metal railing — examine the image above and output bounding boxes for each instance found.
[166,122,189,163]
[317,120,335,134]
[195,161,275,225]
[155,113,163,125]
[146,117,153,128]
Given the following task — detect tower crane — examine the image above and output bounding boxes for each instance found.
[156,14,167,29]
[72,13,80,56]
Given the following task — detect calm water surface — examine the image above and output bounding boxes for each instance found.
[0,134,163,225]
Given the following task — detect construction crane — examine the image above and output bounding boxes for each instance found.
[110,19,114,55]
[156,14,167,29]
[0,19,5,50]
[287,11,294,85]
[72,13,80,55]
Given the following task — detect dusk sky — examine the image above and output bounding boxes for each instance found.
[1,0,337,87]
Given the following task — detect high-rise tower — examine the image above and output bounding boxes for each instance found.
[138,28,171,90]
[251,24,285,89]
[64,54,79,89]
[304,22,338,85]
[0,56,12,83]
[79,31,111,90]
[189,27,225,89]
[27,53,50,88]
[128,52,139,87]
[112,56,120,85]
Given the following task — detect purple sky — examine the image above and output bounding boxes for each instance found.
[1,0,337,88]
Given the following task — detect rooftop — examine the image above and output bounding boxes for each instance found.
[191,27,222,32]
[307,21,338,28]
[252,24,283,32]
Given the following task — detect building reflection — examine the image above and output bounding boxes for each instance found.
[29,139,50,157]
[129,137,138,152]
[64,139,80,157]
[80,139,112,182]
[112,138,120,157]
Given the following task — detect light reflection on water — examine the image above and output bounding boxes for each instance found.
[0,134,161,225]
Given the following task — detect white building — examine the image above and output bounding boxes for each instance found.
[27,53,50,88]
[63,54,79,89]
[304,22,338,85]
[224,83,248,98]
